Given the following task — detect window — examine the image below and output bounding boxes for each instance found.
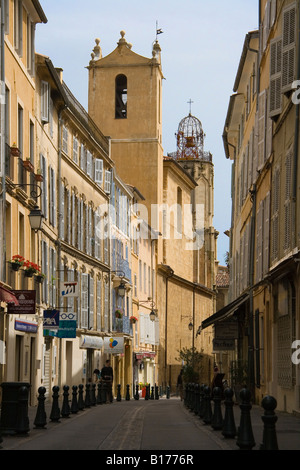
[14,0,23,55]
[49,167,56,227]
[27,17,35,75]
[73,137,79,164]
[62,125,68,154]
[115,74,127,119]
[269,38,282,117]
[86,150,93,178]
[282,3,296,94]
[104,170,111,194]
[41,81,50,123]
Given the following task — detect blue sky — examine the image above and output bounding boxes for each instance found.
[36,1,258,263]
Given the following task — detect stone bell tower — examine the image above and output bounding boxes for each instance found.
[87,31,164,220]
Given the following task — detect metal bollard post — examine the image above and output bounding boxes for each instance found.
[202,386,212,425]
[211,387,223,430]
[84,383,91,408]
[134,384,139,400]
[50,386,61,422]
[260,396,279,450]
[199,384,205,418]
[126,384,130,401]
[155,385,159,400]
[150,386,154,400]
[71,385,79,414]
[78,384,85,410]
[166,385,170,399]
[91,384,97,406]
[61,385,71,418]
[34,386,47,428]
[222,387,236,438]
[97,383,102,404]
[236,388,256,450]
[16,385,30,434]
[117,384,122,401]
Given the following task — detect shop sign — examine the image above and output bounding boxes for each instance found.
[7,291,36,315]
[213,339,235,351]
[214,320,238,340]
[43,309,59,337]
[80,335,103,349]
[60,282,78,298]
[15,319,38,333]
[104,336,124,354]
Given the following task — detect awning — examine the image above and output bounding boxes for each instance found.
[201,293,249,330]
[0,286,19,306]
[80,335,103,350]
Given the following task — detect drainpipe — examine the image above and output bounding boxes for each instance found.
[0,0,5,282]
[249,184,257,395]
[164,268,174,391]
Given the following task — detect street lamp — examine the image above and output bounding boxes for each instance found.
[118,279,126,298]
[149,309,156,322]
[188,321,193,331]
[28,205,44,232]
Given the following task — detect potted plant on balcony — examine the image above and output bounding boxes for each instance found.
[115,309,123,319]
[23,260,41,278]
[34,168,43,182]
[9,254,25,271]
[35,272,46,283]
[23,159,34,173]
[10,143,20,157]
[130,316,138,324]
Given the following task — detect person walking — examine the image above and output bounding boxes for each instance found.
[101,360,114,403]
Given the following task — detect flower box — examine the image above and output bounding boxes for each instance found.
[34,173,44,182]
[9,255,25,271]
[23,160,34,173]
[35,273,46,283]
[10,144,20,157]
[115,309,123,319]
[130,316,138,324]
[23,260,41,277]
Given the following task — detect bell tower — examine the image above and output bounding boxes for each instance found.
[87,31,164,218]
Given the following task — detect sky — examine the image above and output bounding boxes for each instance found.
[35,0,259,264]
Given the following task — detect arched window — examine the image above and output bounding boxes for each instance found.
[115,74,127,119]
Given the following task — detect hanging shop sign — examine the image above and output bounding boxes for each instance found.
[7,290,36,315]
[213,339,235,352]
[15,319,38,333]
[43,309,60,337]
[80,335,103,350]
[60,282,78,298]
[104,336,124,354]
[214,320,238,340]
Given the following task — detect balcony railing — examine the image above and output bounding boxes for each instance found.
[112,252,131,282]
[113,315,132,335]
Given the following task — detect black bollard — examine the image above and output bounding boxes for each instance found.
[102,382,107,404]
[78,384,85,410]
[155,385,159,400]
[199,384,205,418]
[194,384,200,415]
[150,386,154,400]
[236,388,256,450]
[134,384,139,400]
[202,386,212,425]
[260,395,279,450]
[16,386,30,434]
[117,384,122,401]
[34,386,47,429]
[91,384,97,406]
[97,383,102,404]
[166,385,170,399]
[211,387,223,430]
[84,383,91,408]
[71,386,79,414]
[50,386,61,422]
[126,384,130,401]
[61,385,71,418]
[222,387,236,438]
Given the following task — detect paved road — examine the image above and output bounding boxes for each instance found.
[1,396,300,457]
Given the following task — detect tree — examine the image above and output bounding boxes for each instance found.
[176,347,203,383]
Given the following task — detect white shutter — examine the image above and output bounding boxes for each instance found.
[72,193,75,246]
[266,90,273,161]
[41,81,49,123]
[104,170,111,194]
[80,200,84,250]
[269,38,282,118]
[95,159,103,185]
[73,137,78,164]
[284,147,293,250]
[60,182,65,240]
[67,189,71,243]
[81,273,88,329]
[253,112,259,185]
[139,313,145,344]
[282,3,296,94]
[89,276,94,329]
[80,144,86,172]
[86,150,92,177]
[96,280,102,331]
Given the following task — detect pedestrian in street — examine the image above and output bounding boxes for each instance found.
[177,369,184,401]
[101,360,114,403]
[211,366,225,398]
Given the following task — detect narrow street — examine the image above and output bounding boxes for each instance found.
[1,396,300,455]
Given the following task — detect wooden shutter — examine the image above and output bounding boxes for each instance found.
[86,150,92,177]
[263,192,270,275]
[258,90,266,169]
[282,3,296,94]
[95,159,103,185]
[270,38,282,117]
[89,276,94,329]
[41,81,49,123]
[104,170,111,194]
[256,201,263,283]
[96,279,102,331]
[284,147,293,251]
[271,168,280,262]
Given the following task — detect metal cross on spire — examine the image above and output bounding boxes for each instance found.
[188,99,194,115]
[156,21,163,40]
